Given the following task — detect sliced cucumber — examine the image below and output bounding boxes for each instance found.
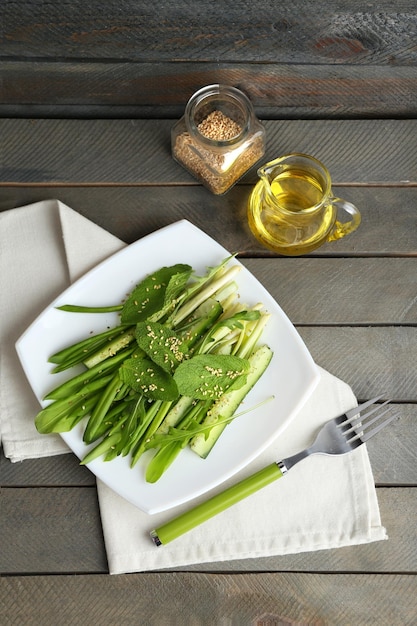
[189,344,273,459]
[155,395,195,435]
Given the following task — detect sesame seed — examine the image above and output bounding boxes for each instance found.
[198,110,242,141]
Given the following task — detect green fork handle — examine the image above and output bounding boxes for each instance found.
[150,461,284,546]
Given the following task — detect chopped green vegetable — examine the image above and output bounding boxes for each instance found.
[120,264,192,324]
[35,257,273,482]
[56,304,123,314]
[190,344,273,458]
[173,354,249,399]
[119,356,180,401]
[135,322,188,373]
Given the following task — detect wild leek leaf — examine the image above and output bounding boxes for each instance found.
[135,321,188,374]
[119,356,179,401]
[163,269,193,308]
[145,395,274,450]
[173,354,249,400]
[120,264,192,324]
[145,418,228,449]
[199,309,261,353]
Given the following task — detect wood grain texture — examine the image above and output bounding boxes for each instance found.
[2,2,416,119]
[242,258,417,324]
[298,327,417,401]
[0,486,415,575]
[366,405,417,486]
[0,487,415,576]
[1,572,417,625]
[2,1,416,65]
[1,185,416,255]
[0,487,107,574]
[0,449,95,486]
[2,61,416,119]
[0,119,416,185]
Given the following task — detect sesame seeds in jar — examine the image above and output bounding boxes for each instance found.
[171,85,266,195]
[197,110,242,141]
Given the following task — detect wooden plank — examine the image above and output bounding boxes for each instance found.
[1,486,415,575]
[1,185,416,256]
[1,572,417,626]
[298,327,417,402]
[367,405,417,486]
[0,119,416,185]
[2,61,416,119]
[2,1,416,65]
[0,487,107,574]
[0,449,95,486]
[242,258,417,324]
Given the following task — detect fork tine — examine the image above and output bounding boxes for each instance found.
[342,400,391,434]
[347,409,396,444]
[344,395,385,420]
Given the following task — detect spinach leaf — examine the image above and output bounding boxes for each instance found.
[135,321,188,374]
[173,354,249,400]
[119,356,179,401]
[120,264,192,324]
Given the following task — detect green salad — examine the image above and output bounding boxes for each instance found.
[35,257,273,482]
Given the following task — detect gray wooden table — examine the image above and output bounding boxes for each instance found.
[1,2,417,624]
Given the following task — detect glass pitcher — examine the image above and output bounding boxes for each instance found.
[247,153,361,255]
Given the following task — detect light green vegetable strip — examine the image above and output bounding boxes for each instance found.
[128,400,173,464]
[83,373,124,443]
[35,375,114,434]
[49,325,133,371]
[170,265,241,326]
[57,304,123,313]
[130,400,167,467]
[45,346,135,400]
[83,329,136,369]
[145,400,212,483]
[80,433,122,465]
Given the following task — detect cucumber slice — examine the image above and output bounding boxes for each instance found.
[190,344,273,459]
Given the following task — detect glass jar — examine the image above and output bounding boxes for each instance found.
[171,84,266,195]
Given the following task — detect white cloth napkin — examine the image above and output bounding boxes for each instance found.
[0,200,387,574]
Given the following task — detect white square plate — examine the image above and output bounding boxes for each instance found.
[16,220,319,514]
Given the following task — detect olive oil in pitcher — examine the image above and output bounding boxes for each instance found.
[248,154,361,256]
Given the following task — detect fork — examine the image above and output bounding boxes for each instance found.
[150,395,396,546]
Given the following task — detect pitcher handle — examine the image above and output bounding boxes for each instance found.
[327,197,361,242]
